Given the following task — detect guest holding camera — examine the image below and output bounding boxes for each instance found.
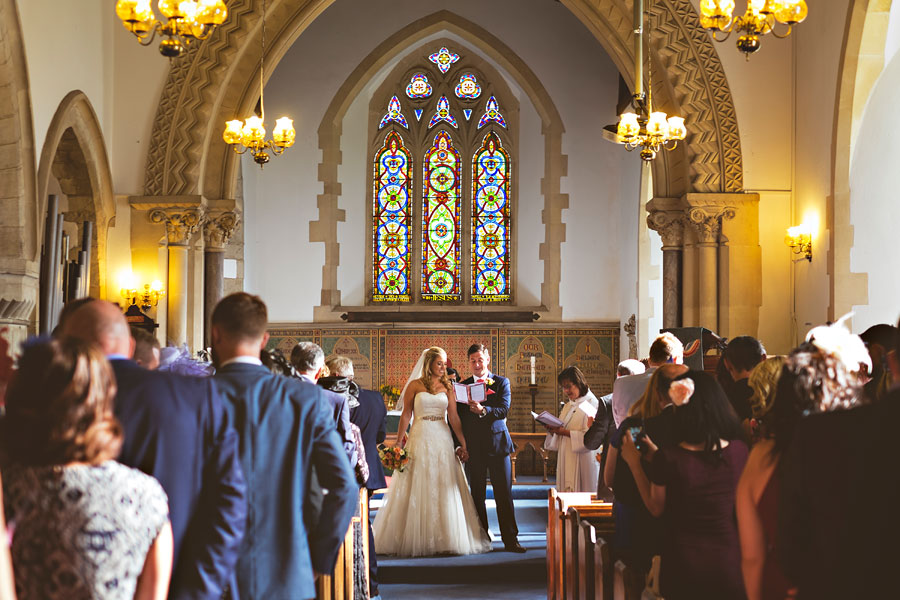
[622,371,747,600]
[544,366,601,493]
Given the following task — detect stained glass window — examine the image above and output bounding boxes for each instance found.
[472,132,511,301]
[428,47,459,73]
[379,95,408,129]
[454,74,482,99]
[421,131,461,300]
[405,73,432,99]
[373,131,412,301]
[428,95,458,128]
[477,95,507,129]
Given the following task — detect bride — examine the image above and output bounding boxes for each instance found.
[372,346,492,557]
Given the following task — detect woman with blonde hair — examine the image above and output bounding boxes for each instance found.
[1,338,172,600]
[372,347,490,557]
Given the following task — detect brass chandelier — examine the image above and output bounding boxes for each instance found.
[222,0,295,166]
[115,0,228,58]
[699,0,808,57]
[616,0,687,161]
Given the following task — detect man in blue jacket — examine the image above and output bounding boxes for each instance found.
[63,300,246,599]
[211,293,357,600]
[458,343,524,552]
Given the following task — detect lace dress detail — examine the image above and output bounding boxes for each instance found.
[2,461,169,600]
[372,391,491,557]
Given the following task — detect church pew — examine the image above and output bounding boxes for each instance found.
[565,505,614,600]
[547,490,607,600]
[316,488,368,600]
[577,519,613,600]
[613,559,646,600]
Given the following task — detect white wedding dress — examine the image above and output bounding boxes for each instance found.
[372,391,492,557]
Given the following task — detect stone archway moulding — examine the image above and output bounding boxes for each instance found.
[830,0,892,322]
[37,90,116,300]
[0,0,38,343]
[143,0,744,204]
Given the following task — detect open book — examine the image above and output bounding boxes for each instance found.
[531,410,564,428]
[452,381,487,404]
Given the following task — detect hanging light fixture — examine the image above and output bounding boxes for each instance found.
[699,0,808,57]
[222,0,295,166]
[616,0,687,161]
[115,0,228,58]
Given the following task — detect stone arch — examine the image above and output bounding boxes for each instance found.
[830,0,892,321]
[143,0,743,204]
[37,91,115,299]
[0,0,38,342]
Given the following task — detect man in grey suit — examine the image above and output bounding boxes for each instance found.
[211,293,357,600]
[611,333,683,427]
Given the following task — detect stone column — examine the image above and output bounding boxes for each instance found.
[647,209,685,329]
[149,208,203,347]
[686,207,735,333]
[203,211,240,347]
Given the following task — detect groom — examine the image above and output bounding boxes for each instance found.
[455,343,525,553]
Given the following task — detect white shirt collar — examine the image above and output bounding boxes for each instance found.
[219,355,263,368]
[298,373,317,385]
[474,372,492,382]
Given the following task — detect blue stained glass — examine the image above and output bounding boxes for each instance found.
[472,132,510,301]
[414,108,424,121]
[463,109,473,120]
[373,131,412,301]
[477,95,507,129]
[421,131,461,301]
[454,74,482,99]
[379,95,408,129]
[428,47,460,74]
[405,73,432,99]
[428,95,458,129]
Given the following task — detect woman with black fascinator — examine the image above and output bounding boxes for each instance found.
[620,370,747,600]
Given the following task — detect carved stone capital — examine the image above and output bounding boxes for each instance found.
[647,210,685,249]
[203,211,240,249]
[686,206,736,244]
[149,208,204,246]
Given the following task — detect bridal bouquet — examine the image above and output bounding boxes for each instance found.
[377,443,410,473]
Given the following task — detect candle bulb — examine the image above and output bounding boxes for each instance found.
[530,356,536,385]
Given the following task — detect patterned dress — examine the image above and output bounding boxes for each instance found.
[3,461,169,600]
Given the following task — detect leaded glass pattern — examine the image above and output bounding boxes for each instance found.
[379,95,408,129]
[405,74,432,99]
[471,133,511,301]
[477,95,507,129]
[421,131,461,300]
[373,131,412,301]
[428,47,459,73]
[428,95,458,128]
[455,74,482,99]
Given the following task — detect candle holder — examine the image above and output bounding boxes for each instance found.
[529,382,539,433]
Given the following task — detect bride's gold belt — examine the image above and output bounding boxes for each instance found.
[420,415,445,421]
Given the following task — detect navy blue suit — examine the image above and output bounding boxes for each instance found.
[315,384,357,467]
[458,373,519,545]
[109,359,246,600]
[351,388,388,491]
[350,387,387,594]
[214,362,357,600]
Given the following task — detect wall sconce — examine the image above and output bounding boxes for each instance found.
[120,273,166,311]
[784,224,812,262]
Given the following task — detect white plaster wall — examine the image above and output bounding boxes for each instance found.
[17,0,111,168]
[885,0,900,65]
[247,0,638,322]
[848,48,900,331]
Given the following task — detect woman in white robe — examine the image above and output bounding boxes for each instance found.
[543,365,601,492]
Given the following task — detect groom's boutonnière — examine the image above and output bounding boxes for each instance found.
[485,377,495,387]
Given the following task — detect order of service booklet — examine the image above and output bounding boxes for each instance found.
[531,410,564,428]
[453,381,487,404]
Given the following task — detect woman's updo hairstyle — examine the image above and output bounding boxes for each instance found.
[1,337,122,467]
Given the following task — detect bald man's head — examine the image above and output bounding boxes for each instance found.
[62,300,134,358]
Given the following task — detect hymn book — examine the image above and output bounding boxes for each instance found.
[453,381,487,404]
[531,410,564,428]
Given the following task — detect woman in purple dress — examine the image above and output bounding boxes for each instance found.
[621,371,747,600]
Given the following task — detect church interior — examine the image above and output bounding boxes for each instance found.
[1,0,899,598]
